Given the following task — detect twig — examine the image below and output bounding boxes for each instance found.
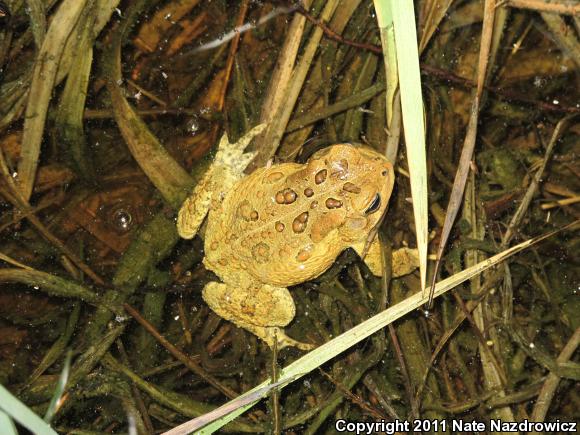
[217,0,249,112]
[286,82,385,132]
[294,3,383,55]
[84,107,200,119]
[0,149,106,285]
[540,195,580,210]
[248,0,340,169]
[122,303,239,400]
[502,115,576,246]
[295,6,580,115]
[319,369,387,420]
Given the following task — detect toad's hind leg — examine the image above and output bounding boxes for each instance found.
[202,282,314,350]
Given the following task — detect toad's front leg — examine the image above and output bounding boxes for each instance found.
[202,281,314,350]
[177,124,265,240]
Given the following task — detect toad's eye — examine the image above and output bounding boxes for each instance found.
[365,194,381,215]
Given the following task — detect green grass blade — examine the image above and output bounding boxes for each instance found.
[44,351,72,423]
[0,384,58,435]
[390,0,429,292]
[0,411,18,435]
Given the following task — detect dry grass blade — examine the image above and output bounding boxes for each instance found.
[503,0,580,15]
[0,268,114,311]
[106,83,193,208]
[17,0,90,201]
[541,195,580,210]
[531,327,580,426]
[24,0,47,48]
[106,30,194,209]
[248,0,340,169]
[161,377,297,435]
[418,0,455,53]
[257,0,312,132]
[540,11,580,69]
[0,251,34,270]
[177,221,577,434]
[428,0,497,307]
[373,0,397,126]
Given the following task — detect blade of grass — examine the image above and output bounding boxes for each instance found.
[0,411,18,435]
[0,384,58,435]
[428,0,497,307]
[248,0,340,169]
[373,0,397,126]
[418,0,455,53]
[17,0,90,201]
[55,4,100,181]
[163,220,577,434]
[27,305,80,386]
[43,351,72,423]
[24,0,47,48]
[0,268,117,312]
[390,0,429,293]
[104,3,194,209]
[531,327,580,424]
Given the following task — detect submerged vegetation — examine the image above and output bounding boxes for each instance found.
[0,0,578,433]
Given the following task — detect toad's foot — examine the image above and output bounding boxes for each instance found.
[202,281,314,350]
[354,236,419,277]
[214,123,266,174]
[266,327,316,350]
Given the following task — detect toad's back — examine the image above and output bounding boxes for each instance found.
[203,144,394,288]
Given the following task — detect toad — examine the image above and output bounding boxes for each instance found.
[177,126,400,350]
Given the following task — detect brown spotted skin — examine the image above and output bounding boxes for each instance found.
[178,141,395,348]
[203,144,394,289]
